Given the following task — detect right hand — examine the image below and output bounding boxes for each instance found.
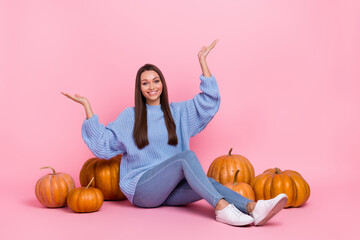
[61,92,90,106]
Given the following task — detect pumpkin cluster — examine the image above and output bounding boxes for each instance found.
[36,149,310,212]
[35,154,125,213]
[207,148,310,208]
[35,154,127,213]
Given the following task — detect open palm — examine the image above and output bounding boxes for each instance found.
[61,92,89,106]
[198,39,219,61]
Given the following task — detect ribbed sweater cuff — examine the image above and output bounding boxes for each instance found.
[82,114,102,138]
[199,74,218,91]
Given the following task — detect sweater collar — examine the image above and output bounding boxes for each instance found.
[146,103,162,110]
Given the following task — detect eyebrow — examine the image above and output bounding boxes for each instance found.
[141,77,159,82]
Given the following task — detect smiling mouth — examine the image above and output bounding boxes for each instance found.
[148,91,158,95]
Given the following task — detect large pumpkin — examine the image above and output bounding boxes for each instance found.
[67,177,104,213]
[251,168,310,208]
[207,148,255,185]
[80,154,126,200]
[35,166,75,208]
[224,170,255,201]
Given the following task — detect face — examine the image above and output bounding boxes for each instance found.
[140,70,163,105]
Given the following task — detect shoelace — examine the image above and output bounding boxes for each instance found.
[228,205,243,218]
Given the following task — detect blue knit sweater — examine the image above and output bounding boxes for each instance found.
[81,74,220,203]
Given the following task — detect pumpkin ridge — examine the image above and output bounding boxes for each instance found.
[265,174,273,200]
[41,178,49,206]
[46,175,53,206]
[289,172,308,207]
[50,175,56,206]
[55,175,62,206]
[291,175,298,207]
[280,174,292,207]
[110,159,118,198]
[77,189,84,212]
[87,159,95,187]
[93,159,99,188]
[37,177,47,206]
[238,160,244,183]
[108,160,114,198]
[245,159,251,183]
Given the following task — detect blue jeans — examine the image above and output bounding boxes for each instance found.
[132,150,252,214]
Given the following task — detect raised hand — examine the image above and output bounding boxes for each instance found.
[61,92,90,106]
[198,39,219,61]
[198,39,219,77]
[61,92,94,119]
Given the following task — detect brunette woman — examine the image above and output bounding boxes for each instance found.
[62,40,287,226]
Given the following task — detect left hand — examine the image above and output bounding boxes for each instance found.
[198,39,219,61]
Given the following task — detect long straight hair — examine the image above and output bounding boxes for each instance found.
[133,63,178,149]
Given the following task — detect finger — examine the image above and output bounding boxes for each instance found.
[61,92,69,97]
[209,39,219,49]
[62,92,76,100]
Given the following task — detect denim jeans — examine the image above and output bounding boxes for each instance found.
[132,150,252,214]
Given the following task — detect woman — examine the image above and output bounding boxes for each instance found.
[61,39,288,227]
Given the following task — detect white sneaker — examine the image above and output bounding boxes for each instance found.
[250,193,288,226]
[215,203,254,226]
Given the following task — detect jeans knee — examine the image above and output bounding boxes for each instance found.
[208,177,218,184]
[181,150,198,163]
[176,150,196,161]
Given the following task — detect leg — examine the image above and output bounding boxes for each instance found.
[208,177,252,214]
[161,178,203,206]
[162,176,253,214]
[133,150,224,208]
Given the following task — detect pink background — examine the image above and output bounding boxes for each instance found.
[1,0,359,239]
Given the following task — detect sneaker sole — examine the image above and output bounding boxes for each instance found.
[216,217,254,227]
[255,196,288,226]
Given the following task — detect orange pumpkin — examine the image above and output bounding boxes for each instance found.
[67,177,104,213]
[207,148,255,185]
[80,154,126,200]
[224,170,255,201]
[251,168,310,208]
[35,166,75,208]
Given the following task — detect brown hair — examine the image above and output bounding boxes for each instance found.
[133,63,178,149]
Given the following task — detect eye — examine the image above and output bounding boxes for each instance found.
[155,80,160,83]
[142,82,148,85]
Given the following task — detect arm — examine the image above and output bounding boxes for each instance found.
[61,92,94,119]
[84,102,94,119]
[198,39,219,77]
[61,91,124,159]
[82,113,126,159]
[185,74,220,137]
[185,39,221,137]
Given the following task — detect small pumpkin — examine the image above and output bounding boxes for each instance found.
[35,166,75,208]
[207,148,255,185]
[80,154,126,200]
[67,177,104,213]
[251,168,310,208]
[224,170,255,201]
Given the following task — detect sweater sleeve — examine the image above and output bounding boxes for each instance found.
[185,74,221,137]
[81,111,127,160]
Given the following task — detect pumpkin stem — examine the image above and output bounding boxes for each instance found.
[86,177,95,189]
[233,169,240,185]
[228,148,233,156]
[40,166,56,175]
[275,168,281,174]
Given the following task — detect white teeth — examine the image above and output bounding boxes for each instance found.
[148,91,158,95]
